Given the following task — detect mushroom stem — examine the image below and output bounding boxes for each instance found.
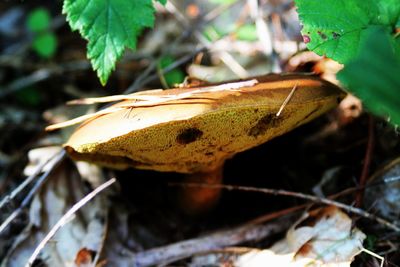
[179,165,224,215]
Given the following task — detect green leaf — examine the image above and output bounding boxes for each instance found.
[338,27,400,126]
[158,56,185,87]
[235,24,257,41]
[157,0,167,5]
[63,0,157,85]
[26,8,51,33]
[15,86,42,107]
[373,0,400,25]
[295,0,400,63]
[32,32,57,58]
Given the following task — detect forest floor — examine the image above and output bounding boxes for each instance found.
[0,1,399,266]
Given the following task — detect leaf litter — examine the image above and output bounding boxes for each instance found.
[191,206,368,267]
[1,0,400,266]
[3,147,109,267]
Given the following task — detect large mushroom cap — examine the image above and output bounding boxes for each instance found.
[65,74,345,173]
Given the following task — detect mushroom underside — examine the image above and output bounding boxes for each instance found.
[66,101,333,173]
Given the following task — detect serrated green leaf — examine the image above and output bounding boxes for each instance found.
[63,0,157,85]
[295,0,400,63]
[157,0,167,5]
[26,8,51,33]
[32,32,57,58]
[338,27,400,125]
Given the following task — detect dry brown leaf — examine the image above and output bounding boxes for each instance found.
[2,154,108,267]
[190,206,366,267]
[237,206,365,267]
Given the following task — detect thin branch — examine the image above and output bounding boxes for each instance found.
[165,1,248,78]
[26,177,116,266]
[125,46,207,93]
[276,83,297,117]
[0,150,60,210]
[0,150,66,235]
[134,210,293,267]
[0,61,92,99]
[169,182,400,232]
[356,115,375,207]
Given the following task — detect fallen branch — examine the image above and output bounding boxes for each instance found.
[170,182,400,232]
[134,208,294,266]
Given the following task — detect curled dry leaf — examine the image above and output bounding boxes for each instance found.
[191,206,366,267]
[2,156,108,267]
[237,206,366,266]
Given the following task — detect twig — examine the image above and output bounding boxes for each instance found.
[169,182,400,232]
[125,46,207,93]
[134,210,293,266]
[360,248,384,267]
[276,83,297,117]
[0,150,61,210]
[26,177,116,266]
[0,60,90,99]
[165,1,248,78]
[0,69,52,98]
[0,150,66,234]
[356,115,375,207]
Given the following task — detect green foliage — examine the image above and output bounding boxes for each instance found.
[158,56,185,87]
[295,0,400,126]
[295,0,400,64]
[26,8,51,33]
[15,87,42,107]
[32,32,57,58]
[26,8,57,59]
[338,27,400,125]
[63,0,166,86]
[236,24,257,41]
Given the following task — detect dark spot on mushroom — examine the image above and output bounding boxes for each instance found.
[303,34,310,44]
[248,114,280,137]
[336,97,342,104]
[332,32,340,39]
[177,128,203,144]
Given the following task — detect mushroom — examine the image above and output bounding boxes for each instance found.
[55,74,345,214]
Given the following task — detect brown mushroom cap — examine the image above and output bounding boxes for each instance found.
[65,74,345,173]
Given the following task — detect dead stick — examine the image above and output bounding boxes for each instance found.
[0,152,55,210]
[134,212,293,267]
[170,183,400,232]
[356,115,374,207]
